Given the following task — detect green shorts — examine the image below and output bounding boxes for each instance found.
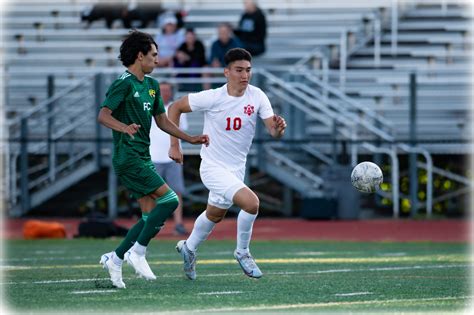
[115,159,166,200]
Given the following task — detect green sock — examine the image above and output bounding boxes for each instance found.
[136,190,179,247]
[114,218,146,259]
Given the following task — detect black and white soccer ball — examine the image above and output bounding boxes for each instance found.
[351,161,383,193]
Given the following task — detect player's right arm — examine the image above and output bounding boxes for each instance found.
[167,95,193,164]
[98,76,140,139]
[97,107,140,139]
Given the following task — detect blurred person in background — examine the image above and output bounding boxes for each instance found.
[122,1,165,29]
[150,82,189,236]
[98,30,209,288]
[155,13,185,67]
[81,2,125,29]
[234,0,267,56]
[209,23,242,68]
[174,28,207,91]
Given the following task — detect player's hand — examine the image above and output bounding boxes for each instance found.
[190,135,210,147]
[122,123,141,139]
[273,115,286,137]
[169,145,183,165]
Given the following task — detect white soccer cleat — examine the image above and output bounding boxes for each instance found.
[125,250,157,280]
[234,250,263,279]
[100,252,126,289]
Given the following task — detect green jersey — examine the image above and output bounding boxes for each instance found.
[101,71,165,172]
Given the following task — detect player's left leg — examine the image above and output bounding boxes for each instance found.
[232,187,263,278]
[126,184,179,280]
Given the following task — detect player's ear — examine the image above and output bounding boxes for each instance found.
[137,51,144,61]
[224,66,229,78]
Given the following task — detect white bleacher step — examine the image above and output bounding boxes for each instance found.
[186,12,369,23]
[5,50,309,66]
[381,33,471,44]
[3,16,81,27]
[404,8,472,18]
[418,143,473,155]
[345,88,468,98]
[4,37,338,55]
[326,73,470,85]
[348,57,467,68]
[5,4,82,15]
[348,58,429,68]
[4,24,359,40]
[313,68,472,80]
[357,46,469,58]
[393,21,470,32]
[178,2,382,11]
[356,103,469,112]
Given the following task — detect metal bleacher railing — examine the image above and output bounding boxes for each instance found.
[4,0,472,218]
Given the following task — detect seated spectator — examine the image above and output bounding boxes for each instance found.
[174,28,207,91]
[155,13,185,67]
[122,1,165,29]
[174,28,207,72]
[81,3,126,29]
[234,0,267,56]
[209,23,242,67]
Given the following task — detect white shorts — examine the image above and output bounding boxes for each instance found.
[199,161,246,209]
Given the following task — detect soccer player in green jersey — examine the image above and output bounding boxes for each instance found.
[98,30,209,289]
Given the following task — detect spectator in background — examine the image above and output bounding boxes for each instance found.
[174,28,207,91]
[150,82,189,236]
[234,0,267,56]
[122,1,165,29]
[155,14,185,67]
[209,23,242,67]
[81,3,125,29]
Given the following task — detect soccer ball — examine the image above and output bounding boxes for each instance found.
[351,161,383,193]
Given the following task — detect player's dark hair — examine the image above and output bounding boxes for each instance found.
[119,30,157,67]
[224,48,252,67]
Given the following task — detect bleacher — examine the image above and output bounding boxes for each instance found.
[4,0,472,217]
[3,0,381,115]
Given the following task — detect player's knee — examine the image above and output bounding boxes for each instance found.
[206,211,226,223]
[243,198,259,215]
[167,190,179,209]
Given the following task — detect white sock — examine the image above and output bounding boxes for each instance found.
[236,210,257,254]
[112,251,123,266]
[186,211,216,252]
[131,242,146,256]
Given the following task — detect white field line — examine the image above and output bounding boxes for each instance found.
[294,251,327,256]
[335,292,373,297]
[1,254,470,270]
[1,264,470,285]
[0,251,235,263]
[377,252,407,257]
[70,289,117,294]
[195,296,473,312]
[197,291,243,295]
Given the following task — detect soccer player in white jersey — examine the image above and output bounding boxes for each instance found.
[168,48,287,279]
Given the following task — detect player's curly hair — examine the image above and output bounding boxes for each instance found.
[224,48,252,67]
[119,30,157,67]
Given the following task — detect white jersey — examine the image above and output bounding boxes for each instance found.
[150,103,188,163]
[189,84,274,170]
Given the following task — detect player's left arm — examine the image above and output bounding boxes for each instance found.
[263,115,287,139]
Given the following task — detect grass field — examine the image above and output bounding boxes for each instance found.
[1,239,472,313]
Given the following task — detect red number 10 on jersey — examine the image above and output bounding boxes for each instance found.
[225,117,242,131]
